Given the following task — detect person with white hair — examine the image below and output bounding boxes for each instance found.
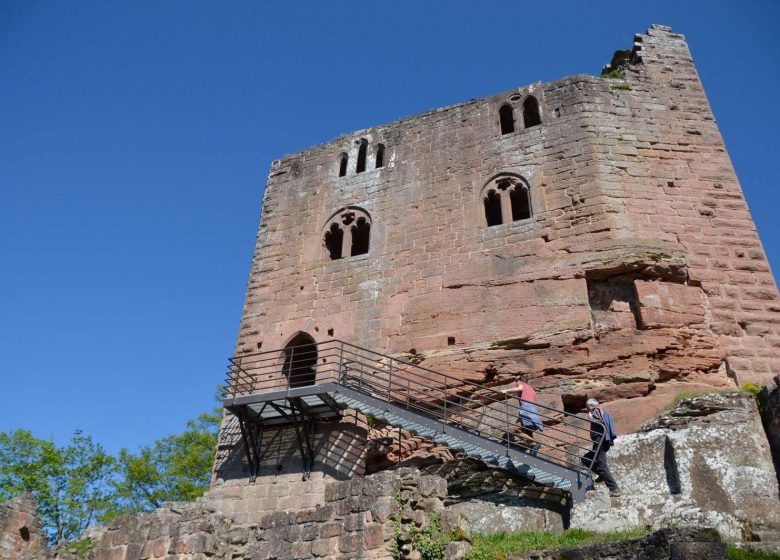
[583,398,621,497]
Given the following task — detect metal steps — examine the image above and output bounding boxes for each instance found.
[331,393,572,492]
[223,339,603,503]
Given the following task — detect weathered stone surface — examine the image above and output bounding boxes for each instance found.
[444,540,471,560]
[758,375,780,489]
[525,528,726,560]
[0,494,48,560]
[447,498,565,534]
[571,392,780,541]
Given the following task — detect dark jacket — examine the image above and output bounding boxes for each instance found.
[589,406,617,447]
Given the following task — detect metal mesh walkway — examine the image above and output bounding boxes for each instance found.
[222,339,604,503]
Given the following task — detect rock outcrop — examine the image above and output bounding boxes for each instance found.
[525,528,727,560]
[759,375,780,490]
[571,391,780,541]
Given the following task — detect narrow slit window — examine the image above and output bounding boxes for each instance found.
[338,153,348,177]
[523,96,541,128]
[499,104,515,135]
[375,144,385,168]
[324,223,343,260]
[484,190,503,226]
[510,187,531,221]
[356,139,367,173]
[351,217,370,256]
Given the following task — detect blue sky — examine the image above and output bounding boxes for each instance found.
[2,1,779,455]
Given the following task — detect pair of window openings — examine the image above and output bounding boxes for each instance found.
[323,208,371,260]
[338,140,385,177]
[483,176,531,227]
[324,175,532,261]
[499,96,541,135]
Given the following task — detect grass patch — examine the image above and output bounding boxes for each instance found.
[465,528,650,560]
[729,544,780,560]
[610,82,632,91]
[742,382,765,414]
[603,69,624,79]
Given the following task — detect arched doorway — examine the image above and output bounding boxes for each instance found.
[283,333,317,387]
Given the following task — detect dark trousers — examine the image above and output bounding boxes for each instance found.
[583,442,619,491]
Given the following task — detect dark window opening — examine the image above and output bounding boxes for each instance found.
[19,527,30,541]
[447,336,456,346]
[283,332,317,388]
[351,217,370,256]
[356,139,367,173]
[484,190,503,226]
[510,187,531,221]
[375,144,385,168]
[561,394,587,413]
[327,328,334,336]
[523,96,541,128]
[324,223,343,260]
[338,154,348,177]
[499,104,515,135]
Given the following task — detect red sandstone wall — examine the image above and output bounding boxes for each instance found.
[222,25,780,469]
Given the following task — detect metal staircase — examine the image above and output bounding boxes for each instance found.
[222,339,604,503]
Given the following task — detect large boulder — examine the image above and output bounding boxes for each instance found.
[571,391,780,541]
[758,375,780,489]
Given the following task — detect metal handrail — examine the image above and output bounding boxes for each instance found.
[224,339,604,475]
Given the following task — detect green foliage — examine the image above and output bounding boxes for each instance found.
[0,430,115,543]
[465,528,650,560]
[108,409,220,517]
[0,389,222,542]
[611,82,632,91]
[728,544,780,560]
[411,514,448,560]
[742,382,765,414]
[60,537,96,559]
[393,513,451,560]
[603,69,624,79]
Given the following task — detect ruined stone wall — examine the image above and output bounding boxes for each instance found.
[597,26,780,385]
[222,24,780,485]
[0,494,47,560]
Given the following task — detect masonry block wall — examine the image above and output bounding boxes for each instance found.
[215,25,780,488]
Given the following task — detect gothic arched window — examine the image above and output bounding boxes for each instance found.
[523,96,541,128]
[375,143,385,169]
[481,175,532,227]
[323,207,372,260]
[356,139,368,173]
[499,104,515,135]
[338,153,348,177]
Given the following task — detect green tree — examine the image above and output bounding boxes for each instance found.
[109,409,220,516]
[0,429,116,543]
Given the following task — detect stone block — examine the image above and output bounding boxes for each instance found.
[338,532,362,554]
[320,521,343,539]
[635,280,706,328]
[325,481,350,502]
[363,523,385,550]
[311,537,339,557]
[370,496,399,523]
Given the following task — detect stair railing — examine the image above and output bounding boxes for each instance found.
[224,339,604,475]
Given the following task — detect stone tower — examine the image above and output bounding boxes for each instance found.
[211,25,780,517]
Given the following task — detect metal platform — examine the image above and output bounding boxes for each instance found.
[223,339,604,503]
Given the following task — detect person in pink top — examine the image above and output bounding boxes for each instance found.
[501,375,543,452]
